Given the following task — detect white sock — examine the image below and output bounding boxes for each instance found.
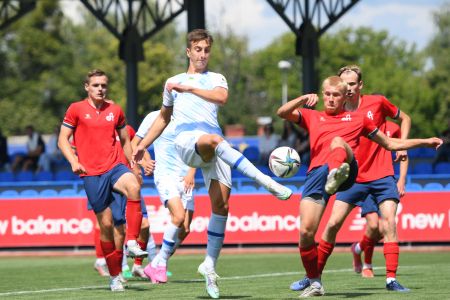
[363,263,372,269]
[205,213,227,269]
[147,233,157,261]
[96,257,106,265]
[152,222,179,267]
[215,141,267,185]
[121,247,129,270]
[386,277,396,284]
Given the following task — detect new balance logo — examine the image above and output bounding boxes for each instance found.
[106,112,114,121]
[367,111,374,120]
[341,114,352,121]
[85,114,91,119]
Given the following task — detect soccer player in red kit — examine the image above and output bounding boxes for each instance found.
[350,120,409,278]
[312,66,413,293]
[58,69,146,292]
[277,75,442,297]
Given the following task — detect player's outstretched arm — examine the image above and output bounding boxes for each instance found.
[277,94,318,123]
[132,106,172,164]
[372,131,443,151]
[168,83,228,105]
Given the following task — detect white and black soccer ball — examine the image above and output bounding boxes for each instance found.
[268,146,301,178]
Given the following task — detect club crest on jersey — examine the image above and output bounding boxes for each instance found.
[84,113,91,119]
[106,112,114,122]
[341,114,352,121]
[367,111,374,120]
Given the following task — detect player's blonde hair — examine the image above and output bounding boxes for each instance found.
[187,29,213,48]
[322,75,348,94]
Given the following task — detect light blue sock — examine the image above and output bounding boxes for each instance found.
[215,141,266,184]
[205,213,227,269]
[153,222,179,267]
[147,233,157,262]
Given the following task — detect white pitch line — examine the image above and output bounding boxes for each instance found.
[0,265,426,297]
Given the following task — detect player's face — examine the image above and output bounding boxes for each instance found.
[187,39,211,72]
[340,71,362,101]
[85,75,108,102]
[323,84,346,115]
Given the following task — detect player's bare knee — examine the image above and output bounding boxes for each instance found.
[299,228,315,241]
[171,213,185,227]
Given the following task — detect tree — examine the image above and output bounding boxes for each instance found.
[425,2,450,135]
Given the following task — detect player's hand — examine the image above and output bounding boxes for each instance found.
[183,174,195,194]
[303,93,319,107]
[132,146,145,168]
[397,180,406,198]
[394,150,408,162]
[71,162,87,175]
[428,137,443,149]
[167,82,192,93]
[141,159,155,176]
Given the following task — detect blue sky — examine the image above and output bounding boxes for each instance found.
[62,0,448,51]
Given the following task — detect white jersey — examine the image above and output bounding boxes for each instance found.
[162,71,228,136]
[136,111,188,177]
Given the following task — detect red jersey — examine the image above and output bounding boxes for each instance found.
[352,95,400,182]
[298,108,378,172]
[384,120,400,139]
[62,99,126,176]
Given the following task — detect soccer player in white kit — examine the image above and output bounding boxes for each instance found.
[132,110,196,284]
[133,29,292,299]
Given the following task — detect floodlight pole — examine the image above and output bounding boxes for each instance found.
[278,60,292,105]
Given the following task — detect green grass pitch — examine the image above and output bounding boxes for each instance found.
[0,250,449,299]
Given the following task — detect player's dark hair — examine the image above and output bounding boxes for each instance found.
[187,29,213,48]
[338,65,362,82]
[84,69,107,85]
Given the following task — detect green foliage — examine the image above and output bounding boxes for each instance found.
[425,2,450,135]
[0,2,448,138]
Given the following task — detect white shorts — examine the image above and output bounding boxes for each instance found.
[175,130,232,190]
[154,175,195,211]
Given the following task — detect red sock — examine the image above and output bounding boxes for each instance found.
[299,244,320,279]
[126,200,142,241]
[384,242,399,278]
[100,240,121,276]
[317,239,335,275]
[134,239,147,266]
[94,227,103,258]
[328,147,347,170]
[360,235,377,265]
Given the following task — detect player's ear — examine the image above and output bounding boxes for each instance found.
[186,47,191,58]
[359,80,363,90]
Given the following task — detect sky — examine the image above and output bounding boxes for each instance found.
[61,0,448,51]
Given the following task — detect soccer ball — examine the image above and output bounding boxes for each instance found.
[268,147,301,178]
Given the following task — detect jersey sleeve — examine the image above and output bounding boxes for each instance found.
[136,112,158,139]
[62,104,78,129]
[298,108,312,130]
[363,116,379,139]
[211,72,228,90]
[381,96,400,119]
[162,79,175,107]
[388,122,401,138]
